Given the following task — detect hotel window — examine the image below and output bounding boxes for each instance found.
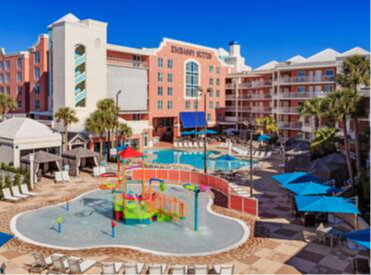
[167,59,173,69]
[167,87,173,96]
[297,71,305,81]
[209,89,213,97]
[5,73,10,84]
[207,113,211,121]
[17,86,22,95]
[133,55,141,67]
[35,68,40,80]
[194,101,198,109]
[34,51,40,64]
[35,99,40,110]
[209,66,214,74]
[0,62,3,72]
[216,67,220,74]
[216,102,220,108]
[34,84,40,94]
[325,69,334,80]
[17,100,22,109]
[157,58,163,68]
[6,86,10,95]
[168,73,173,83]
[185,101,191,109]
[5,61,10,71]
[167,101,173,110]
[324,85,334,92]
[157,72,163,82]
[209,78,213,85]
[297,86,305,93]
[17,72,22,83]
[185,61,199,97]
[0,75,3,84]
[209,101,214,109]
[17,58,22,70]
[216,89,220,97]
[157,100,163,110]
[157,86,163,96]
[216,78,220,86]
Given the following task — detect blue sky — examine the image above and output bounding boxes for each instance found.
[0,0,369,68]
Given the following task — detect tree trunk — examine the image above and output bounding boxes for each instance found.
[353,117,362,177]
[107,130,111,160]
[99,138,103,158]
[343,116,355,188]
[64,124,68,152]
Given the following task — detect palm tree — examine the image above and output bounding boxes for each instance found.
[310,127,338,158]
[54,107,79,152]
[335,55,370,177]
[0,94,16,120]
[326,88,358,187]
[117,123,133,146]
[85,110,106,157]
[298,97,327,132]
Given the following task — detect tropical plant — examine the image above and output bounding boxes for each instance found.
[85,110,106,157]
[335,55,370,177]
[0,94,16,119]
[55,107,79,152]
[310,127,338,158]
[117,123,133,146]
[255,116,278,134]
[298,97,328,132]
[4,175,12,194]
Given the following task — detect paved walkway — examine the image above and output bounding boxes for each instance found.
[0,148,369,274]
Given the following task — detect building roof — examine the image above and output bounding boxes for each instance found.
[340,47,370,57]
[287,55,306,63]
[21,150,62,164]
[53,13,80,24]
[0,118,60,140]
[255,60,278,71]
[303,48,340,63]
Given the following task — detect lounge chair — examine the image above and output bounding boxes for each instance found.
[178,142,183,148]
[187,142,193,149]
[124,263,145,274]
[183,142,189,149]
[49,254,70,274]
[68,258,96,274]
[2,188,21,202]
[173,142,178,148]
[55,171,64,183]
[148,264,167,274]
[101,262,124,274]
[353,258,370,274]
[62,171,71,182]
[198,142,204,148]
[11,186,30,199]
[194,265,208,274]
[20,184,38,196]
[170,265,188,274]
[93,167,101,177]
[193,142,199,148]
[28,253,52,274]
[214,264,234,274]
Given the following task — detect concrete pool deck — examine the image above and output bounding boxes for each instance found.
[0,144,369,274]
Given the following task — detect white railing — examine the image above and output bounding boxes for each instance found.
[249,93,272,99]
[250,107,271,113]
[278,122,303,129]
[274,107,300,114]
[107,56,148,69]
[226,83,237,89]
[239,81,272,88]
[278,75,335,84]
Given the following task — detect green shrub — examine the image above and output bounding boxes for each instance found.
[4,176,12,195]
[0,178,3,199]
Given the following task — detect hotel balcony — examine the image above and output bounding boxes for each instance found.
[75,54,86,66]
[278,121,303,130]
[226,83,237,89]
[107,56,149,69]
[238,81,272,89]
[74,72,86,85]
[224,116,238,122]
[248,93,272,100]
[277,75,335,84]
[226,94,236,100]
[250,106,272,113]
[274,107,300,114]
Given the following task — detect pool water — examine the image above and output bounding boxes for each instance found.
[12,184,249,255]
[145,149,253,171]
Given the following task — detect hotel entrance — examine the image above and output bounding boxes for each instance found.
[152,117,174,142]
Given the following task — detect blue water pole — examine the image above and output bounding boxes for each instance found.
[111,226,115,238]
[194,187,199,232]
[66,201,69,212]
[58,223,61,233]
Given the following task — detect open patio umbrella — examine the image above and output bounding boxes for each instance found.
[181,131,192,136]
[272,172,320,186]
[343,228,370,249]
[295,196,360,214]
[258,134,271,142]
[0,232,13,247]
[284,182,340,196]
[217,154,237,161]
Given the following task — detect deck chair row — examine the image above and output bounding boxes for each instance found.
[2,184,37,202]
[55,171,71,183]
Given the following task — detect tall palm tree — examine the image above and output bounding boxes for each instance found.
[117,123,133,146]
[326,88,358,187]
[298,97,327,132]
[85,110,106,157]
[335,55,370,176]
[310,127,338,158]
[0,94,16,120]
[55,107,79,152]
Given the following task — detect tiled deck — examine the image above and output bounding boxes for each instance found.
[0,146,368,274]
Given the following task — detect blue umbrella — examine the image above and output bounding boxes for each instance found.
[0,232,13,247]
[295,196,360,214]
[343,228,370,249]
[181,131,192,136]
[272,172,320,186]
[217,154,237,161]
[116,145,128,152]
[284,182,340,196]
[258,134,271,142]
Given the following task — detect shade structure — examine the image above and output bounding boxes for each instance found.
[20,151,62,177]
[284,182,340,196]
[0,232,13,247]
[258,134,271,142]
[180,111,207,129]
[343,228,370,249]
[62,147,100,176]
[119,146,143,159]
[304,158,347,187]
[295,195,360,214]
[21,150,61,164]
[272,172,320,186]
[217,154,237,161]
[285,148,311,172]
[197,129,218,135]
[321,152,347,166]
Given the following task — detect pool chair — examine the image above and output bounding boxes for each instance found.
[170,265,188,274]
[178,142,184,148]
[193,141,199,148]
[55,171,64,183]
[11,186,30,199]
[2,188,21,202]
[48,254,70,274]
[62,171,71,183]
[194,265,209,274]
[148,264,167,274]
[101,262,124,274]
[28,253,52,273]
[214,264,234,274]
[67,258,96,274]
[173,142,178,148]
[20,184,38,196]
[183,142,189,149]
[123,263,145,275]
[199,142,204,148]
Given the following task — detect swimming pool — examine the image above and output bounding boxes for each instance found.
[11,184,249,256]
[145,149,254,171]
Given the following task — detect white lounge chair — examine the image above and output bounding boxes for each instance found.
[173,142,179,148]
[11,186,30,199]
[28,252,53,273]
[55,171,64,183]
[187,142,193,149]
[2,188,21,202]
[20,184,38,196]
[49,255,69,274]
[194,264,209,274]
[93,167,101,177]
[178,142,183,148]
[124,263,145,275]
[100,166,107,175]
[193,142,199,148]
[68,258,96,274]
[171,265,188,274]
[62,171,70,182]
[199,142,204,148]
[214,264,234,274]
[148,264,167,274]
[183,142,189,149]
[101,262,124,274]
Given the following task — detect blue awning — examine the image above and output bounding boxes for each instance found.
[272,172,320,186]
[180,112,207,129]
[0,232,13,247]
[295,196,360,214]
[284,182,340,196]
[343,228,370,249]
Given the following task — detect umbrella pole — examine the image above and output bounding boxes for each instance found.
[142,158,145,198]
[122,161,126,220]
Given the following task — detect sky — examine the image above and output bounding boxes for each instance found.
[0,0,369,68]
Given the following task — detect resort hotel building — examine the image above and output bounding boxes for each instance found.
[0,13,369,154]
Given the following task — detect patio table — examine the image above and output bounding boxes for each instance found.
[318,226,344,247]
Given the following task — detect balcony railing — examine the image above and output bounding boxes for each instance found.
[74,72,86,85]
[107,56,148,69]
[274,107,300,114]
[226,83,237,89]
[278,75,335,84]
[75,54,86,66]
[249,93,272,100]
[278,122,303,129]
[250,107,271,113]
[239,81,272,89]
[226,94,236,100]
